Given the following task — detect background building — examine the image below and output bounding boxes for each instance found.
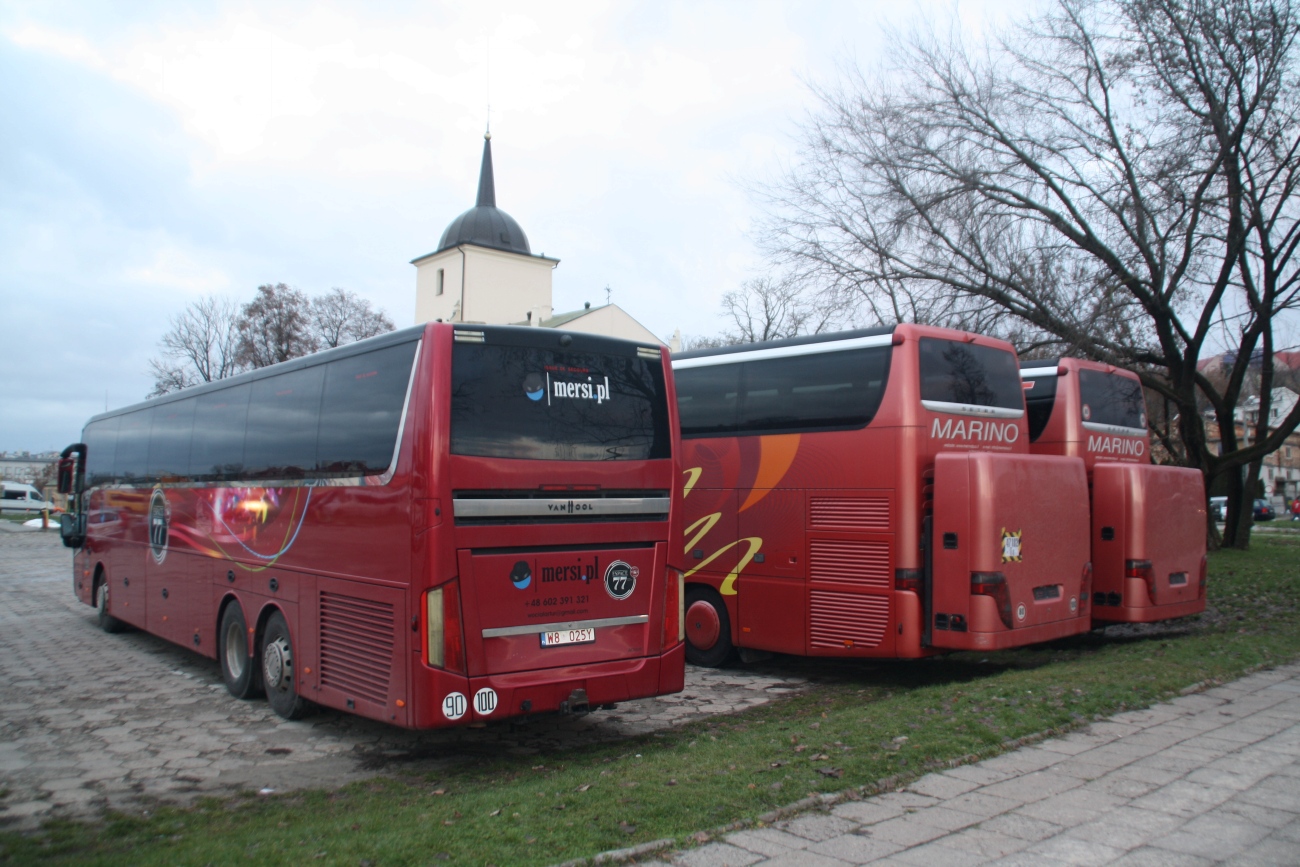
[412,133,663,346]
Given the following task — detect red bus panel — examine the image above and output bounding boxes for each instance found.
[1023,358,1207,625]
[931,452,1090,649]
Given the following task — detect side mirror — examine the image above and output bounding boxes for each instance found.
[57,457,76,495]
[59,513,86,549]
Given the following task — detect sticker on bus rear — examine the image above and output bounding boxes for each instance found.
[1001,528,1023,563]
[474,688,498,716]
[442,692,467,721]
[604,561,638,600]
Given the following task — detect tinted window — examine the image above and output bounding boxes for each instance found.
[919,339,1023,411]
[317,341,419,475]
[244,365,326,479]
[84,417,119,487]
[451,343,670,461]
[677,346,892,437]
[675,363,741,436]
[1023,373,1058,442]
[148,399,196,481]
[1078,369,1145,429]
[113,409,154,484]
[190,384,251,481]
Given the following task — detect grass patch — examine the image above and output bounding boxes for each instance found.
[4,537,1299,866]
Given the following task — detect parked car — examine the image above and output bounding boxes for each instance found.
[1210,496,1227,522]
[1254,498,1276,521]
[0,481,57,514]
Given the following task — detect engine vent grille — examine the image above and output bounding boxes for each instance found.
[810,591,889,650]
[319,592,394,705]
[809,497,889,530]
[809,539,890,589]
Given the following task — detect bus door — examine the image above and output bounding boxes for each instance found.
[930,451,1091,649]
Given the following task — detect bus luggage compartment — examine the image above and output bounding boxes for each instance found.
[1091,463,1206,623]
[930,452,1091,650]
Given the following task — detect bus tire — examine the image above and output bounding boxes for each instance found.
[219,602,262,700]
[261,611,312,720]
[684,586,734,668]
[95,577,126,634]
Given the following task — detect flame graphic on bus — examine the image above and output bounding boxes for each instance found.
[173,487,314,572]
[681,434,801,596]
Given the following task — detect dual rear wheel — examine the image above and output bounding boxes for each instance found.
[219,604,312,720]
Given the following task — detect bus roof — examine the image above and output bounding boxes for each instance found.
[672,325,896,364]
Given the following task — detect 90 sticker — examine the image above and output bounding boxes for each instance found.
[442,692,467,721]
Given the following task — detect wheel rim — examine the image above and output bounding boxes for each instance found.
[686,599,721,650]
[97,583,108,615]
[264,636,292,691]
[224,620,247,680]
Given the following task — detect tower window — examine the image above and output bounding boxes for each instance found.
[436,268,445,296]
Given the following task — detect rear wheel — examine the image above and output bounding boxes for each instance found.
[95,578,126,633]
[684,586,734,668]
[219,603,262,699]
[261,611,312,720]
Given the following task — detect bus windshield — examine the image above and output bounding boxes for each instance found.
[450,343,671,461]
[1078,368,1145,430]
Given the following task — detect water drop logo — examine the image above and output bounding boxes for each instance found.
[510,560,532,590]
[523,373,545,402]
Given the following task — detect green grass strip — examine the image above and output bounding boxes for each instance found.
[4,537,1299,866]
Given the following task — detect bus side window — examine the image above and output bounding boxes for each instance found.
[84,417,121,487]
[245,366,326,480]
[114,409,155,485]
[148,399,197,482]
[191,384,251,481]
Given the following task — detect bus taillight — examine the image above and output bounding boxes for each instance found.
[1127,560,1155,604]
[663,569,684,648]
[427,580,466,673]
[971,572,1013,629]
[894,569,923,595]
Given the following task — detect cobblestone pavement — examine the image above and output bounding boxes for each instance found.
[651,663,1300,866]
[0,527,815,831]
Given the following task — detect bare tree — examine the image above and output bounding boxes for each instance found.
[147,295,245,396]
[759,0,1300,548]
[237,283,316,369]
[311,287,395,349]
[720,277,843,342]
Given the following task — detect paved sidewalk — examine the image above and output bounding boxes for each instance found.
[654,664,1300,866]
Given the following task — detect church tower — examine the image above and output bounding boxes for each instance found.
[412,133,558,325]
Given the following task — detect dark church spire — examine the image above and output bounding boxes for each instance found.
[476,131,496,208]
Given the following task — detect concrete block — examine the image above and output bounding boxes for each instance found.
[907,772,979,799]
[807,831,904,864]
[979,812,1065,842]
[1149,812,1272,862]
[1017,787,1128,826]
[725,828,807,856]
[673,842,762,867]
[777,813,859,842]
[831,800,905,826]
[1025,834,1126,866]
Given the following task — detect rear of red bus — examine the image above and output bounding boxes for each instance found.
[673,324,1092,663]
[1022,358,1206,624]
[408,324,685,728]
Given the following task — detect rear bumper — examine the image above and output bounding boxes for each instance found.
[414,644,685,729]
[1092,596,1205,624]
[947,614,1091,651]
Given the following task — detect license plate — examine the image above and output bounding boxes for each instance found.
[541,628,595,647]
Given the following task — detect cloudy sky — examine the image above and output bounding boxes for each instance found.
[1,0,1025,452]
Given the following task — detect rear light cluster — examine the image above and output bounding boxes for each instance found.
[971,572,1013,629]
[427,580,466,673]
[894,569,924,595]
[663,569,684,648]
[1127,559,1155,604]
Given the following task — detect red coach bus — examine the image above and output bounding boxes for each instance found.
[1020,358,1206,624]
[58,323,685,727]
[671,324,1093,666]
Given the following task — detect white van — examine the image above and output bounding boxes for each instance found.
[1,481,56,514]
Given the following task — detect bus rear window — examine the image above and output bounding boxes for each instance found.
[919,338,1023,412]
[451,344,670,461]
[1078,369,1145,430]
